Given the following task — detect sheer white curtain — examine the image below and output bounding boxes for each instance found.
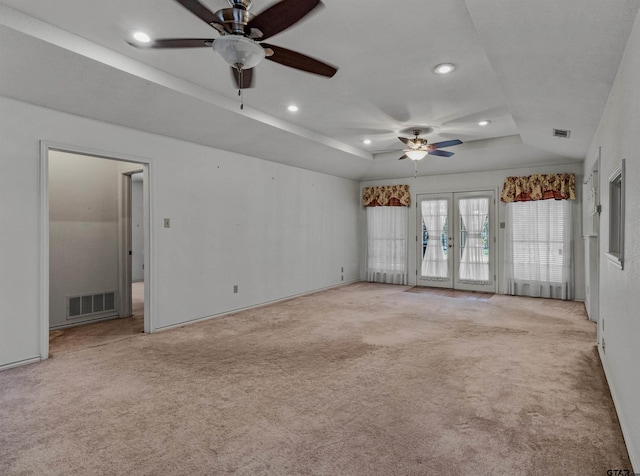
[421,200,448,279]
[366,206,408,284]
[458,198,490,282]
[503,199,573,300]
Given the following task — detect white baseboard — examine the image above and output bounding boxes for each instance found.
[50,314,121,330]
[0,356,41,372]
[154,280,361,333]
[598,344,639,472]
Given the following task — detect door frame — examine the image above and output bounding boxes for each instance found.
[39,141,154,360]
[585,150,601,328]
[415,188,498,293]
[119,170,143,319]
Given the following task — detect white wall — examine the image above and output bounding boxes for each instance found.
[583,9,640,470]
[0,96,361,369]
[361,163,585,300]
[49,151,121,327]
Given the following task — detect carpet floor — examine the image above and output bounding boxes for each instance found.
[0,283,631,475]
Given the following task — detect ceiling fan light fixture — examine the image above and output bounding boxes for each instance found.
[433,63,456,75]
[213,35,265,69]
[406,150,428,161]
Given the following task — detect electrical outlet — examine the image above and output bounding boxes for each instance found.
[341,276,344,281]
[233,285,238,294]
[164,218,171,228]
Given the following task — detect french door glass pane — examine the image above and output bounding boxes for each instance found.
[458,197,490,282]
[420,200,449,279]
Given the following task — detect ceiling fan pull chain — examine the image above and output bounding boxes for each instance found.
[238,68,244,110]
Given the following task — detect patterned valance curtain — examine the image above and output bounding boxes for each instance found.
[500,174,575,203]
[362,185,411,207]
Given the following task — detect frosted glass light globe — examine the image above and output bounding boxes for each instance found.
[213,35,265,69]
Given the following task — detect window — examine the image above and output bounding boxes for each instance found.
[458,197,491,282]
[422,219,448,258]
[366,206,408,284]
[503,199,573,299]
[607,160,625,269]
[420,199,449,279]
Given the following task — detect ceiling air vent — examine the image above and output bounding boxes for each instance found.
[553,128,571,139]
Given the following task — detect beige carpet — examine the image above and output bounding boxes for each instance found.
[0,283,631,475]
[404,285,494,301]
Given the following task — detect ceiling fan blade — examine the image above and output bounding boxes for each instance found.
[262,43,337,77]
[128,38,214,49]
[232,67,255,89]
[398,137,417,148]
[248,0,321,41]
[398,154,409,160]
[429,139,463,149]
[428,149,454,158]
[174,0,223,28]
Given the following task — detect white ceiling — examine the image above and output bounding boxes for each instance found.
[0,0,637,180]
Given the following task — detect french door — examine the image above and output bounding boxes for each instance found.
[417,191,496,292]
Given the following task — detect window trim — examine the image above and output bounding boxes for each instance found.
[606,159,625,270]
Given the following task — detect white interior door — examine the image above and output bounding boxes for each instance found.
[417,191,496,292]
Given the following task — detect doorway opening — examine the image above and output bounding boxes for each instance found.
[40,144,152,358]
[417,190,496,293]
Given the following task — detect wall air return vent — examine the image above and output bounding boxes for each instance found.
[67,291,117,320]
[553,128,571,139]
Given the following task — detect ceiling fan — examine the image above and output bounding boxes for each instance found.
[398,130,463,161]
[128,0,338,91]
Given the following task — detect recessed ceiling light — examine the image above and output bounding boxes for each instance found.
[132,31,151,43]
[433,63,456,75]
[287,105,299,112]
[478,120,491,126]
[363,139,372,145]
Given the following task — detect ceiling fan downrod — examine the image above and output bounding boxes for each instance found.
[213,1,254,36]
[228,0,252,9]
